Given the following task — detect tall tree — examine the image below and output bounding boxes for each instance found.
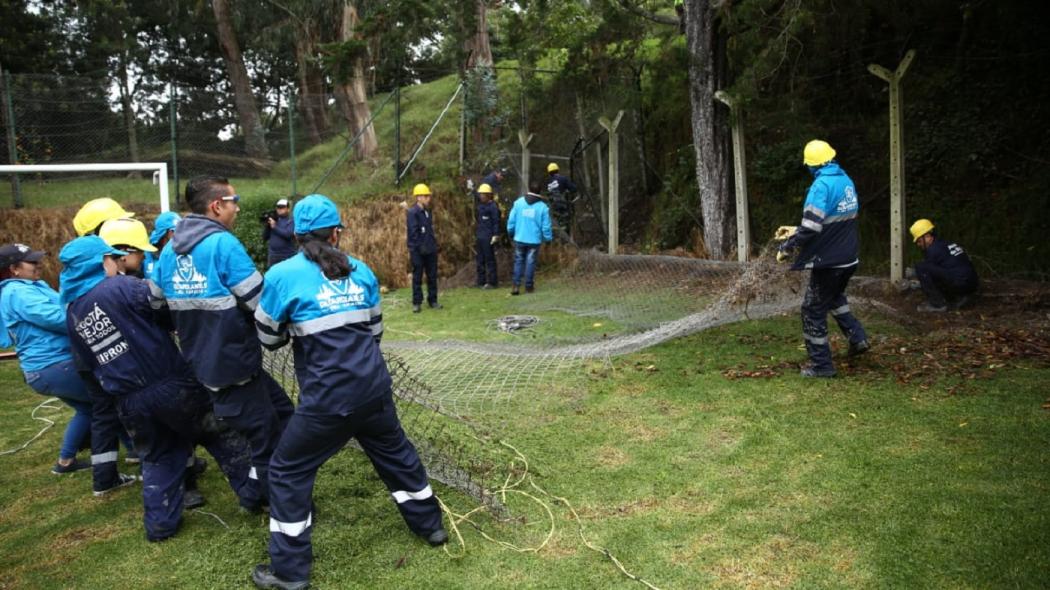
[212,0,269,159]
[683,0,733,259]
[328,1,377,159]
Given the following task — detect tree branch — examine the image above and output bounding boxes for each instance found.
[617,0,680,26]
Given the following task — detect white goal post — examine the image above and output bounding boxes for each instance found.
[0,162,171,212]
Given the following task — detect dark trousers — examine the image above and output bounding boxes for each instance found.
[410,249,439,305]
[210,372,294,507]
[268,394,442,582]
[82,373,135,492]
[475,237,498,286]
[915,261,978,307]
[801,266,868,372]
[118,378,254,540]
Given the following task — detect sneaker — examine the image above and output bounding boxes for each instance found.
[93,473,141,497]
[510,286,520,296]
[800,366,837,378]
[429,302,443,310]
[422,528,449,547]
[51,458,91,475]
[125,449,141,464]
[251,564,309,590]
[412,304,421,313]
[917,302,948,313]
[847,339,871,358]
[184,489,207,510]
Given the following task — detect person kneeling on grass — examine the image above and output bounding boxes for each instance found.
[61,235,256,542]
[252,194,447,590]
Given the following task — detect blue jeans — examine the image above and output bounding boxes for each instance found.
[512,242,540,289]
[24,358,93,461]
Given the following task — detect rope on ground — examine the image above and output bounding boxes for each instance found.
[191,509,231,530]
[0,397,62,456]
[434,436,663,590]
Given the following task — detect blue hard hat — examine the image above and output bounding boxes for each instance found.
[58,236,127,305]
[293,194,343,235]
[149,211,181,245]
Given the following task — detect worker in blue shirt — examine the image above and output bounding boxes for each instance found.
[144,211,180,277]
[506,181,553,295]
[776,140,870,378]
[909,219,979,312]
[150,175,294,511]
[62,234,256,541]
[474,183,501,288]
[406,183,441,313]
[1,243,95,475]
[263,198,296,268]
[545,162,578,244]
[251,194,447,589]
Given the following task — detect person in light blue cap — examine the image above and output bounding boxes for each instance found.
[58,236,141,496]
[1,243,93,475]
[251,194,446,589]
[144,211,181,277]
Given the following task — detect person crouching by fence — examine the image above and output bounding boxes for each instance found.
[61,235,255,541]
[251,194,447,589]
[507,181,553,295]
[909,218,979,312]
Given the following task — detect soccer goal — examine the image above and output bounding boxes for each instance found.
[0,162,171,211]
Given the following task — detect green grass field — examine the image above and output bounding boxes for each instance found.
[1,292,1047,589]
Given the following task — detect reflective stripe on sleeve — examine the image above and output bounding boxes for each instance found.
[230,272,263,298]
[801,218,823,232]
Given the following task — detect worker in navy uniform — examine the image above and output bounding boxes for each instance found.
[251,194,447,589]
[480,167,508,206]
[62,235,255,541]
[150,175,294,511]
[544,162,578,244]
[909,218,979,312]
[776,140,870,378]
[474,183,501,288]
[406,183,441,313]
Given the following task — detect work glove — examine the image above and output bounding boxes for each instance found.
[490,235,499,246]
[776,249,790,263]
[773,225,798,241]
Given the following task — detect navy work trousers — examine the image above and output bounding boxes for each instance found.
[81,373,134,493]
[475,236,498,287]
[210,372,294,507]
[801,266,868,372]
[118,377,254,540]
[268,394,443,582]
[410,249,439,306]
[915,261,978,307]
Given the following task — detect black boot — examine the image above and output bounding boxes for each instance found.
[251,564,309,590]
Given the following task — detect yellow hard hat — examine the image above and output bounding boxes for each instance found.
[477,183,493,194]
[547,162,559,173]
[909,218,935,243]
[73,198,134,236]
[412,183,432,197]
[99,218,157,252]
[803,140,837,167]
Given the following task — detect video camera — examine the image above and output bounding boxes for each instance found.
[259,210,278,224]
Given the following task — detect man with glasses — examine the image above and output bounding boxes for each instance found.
[149,175,294,512]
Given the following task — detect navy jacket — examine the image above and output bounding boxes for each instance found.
[255,252,388,416]
[782,162,860,270]
[922,238,979,287]
[406,204,438,255]
[481,172,503,199]
[66,275,189,396]
[545,173,577,196]
[149,214,264,390]
[264,215,296,261]
[475,200,501,239]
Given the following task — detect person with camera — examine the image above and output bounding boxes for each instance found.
[262,198,295,268]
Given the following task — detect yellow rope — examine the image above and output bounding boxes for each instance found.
[433,437,664,590]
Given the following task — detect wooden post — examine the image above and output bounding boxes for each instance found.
[714,90,750,262]
[518,129,533,196]
[599,111,624,255]
[869,49,915,283]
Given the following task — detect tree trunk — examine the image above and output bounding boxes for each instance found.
[334,2,377,159]
[117,51,140,166]
[683,0,733,259]
[294,35,323,145]
[212,0,268,159]
[464,0,493,68]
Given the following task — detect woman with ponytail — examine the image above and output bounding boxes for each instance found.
[251,194,446,589]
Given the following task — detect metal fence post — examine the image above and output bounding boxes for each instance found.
[518,129,533,196]
[869,49,915,284]
[1,66,23,208]
[394,85,401,186]
[169,82,179,205]
[714,90,751,262]
[288,89,297,196]
[599,111,624,255]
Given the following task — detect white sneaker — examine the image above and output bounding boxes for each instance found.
[93,473,141,497]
